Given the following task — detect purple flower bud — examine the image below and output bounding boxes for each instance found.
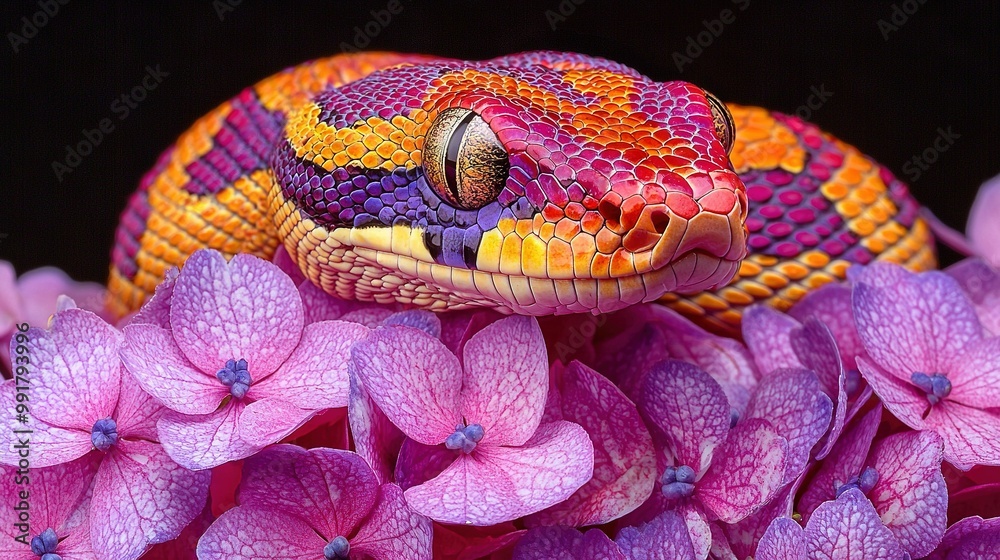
[324,535,350,559]
[675,465,696,484]
[662,481,696,500]
[911,372,951,405]
[217,358,252,399]
[41,554,62,560]
[858,466,879,493]
[445,423,486,454]
[30,528,59,557]
[660,465,696,499]
[91,418,118,451]
[845,369,861,395]
[729,408,740,428]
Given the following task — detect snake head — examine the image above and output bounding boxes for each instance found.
[270,51,748,315]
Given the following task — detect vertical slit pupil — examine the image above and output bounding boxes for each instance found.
[444,112,477,202]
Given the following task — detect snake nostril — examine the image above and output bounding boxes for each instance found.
[598,199,622,224]
[650,210,669,234]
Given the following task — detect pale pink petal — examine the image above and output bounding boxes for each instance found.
[196,506,325,560]
[950,336,1000,408]
[0,380,92,467]
[113,371,164,441]
[461,316,548,447]
[616,510,698,560]
[946,258,1000,336]
[252,320,370,409]
[128,267,178,328]
[742,305,803,375]
[90,440,210,560]
[853,272,982,381]
[348,372,405,484]
[403,421,593,525]
[169,251,303,377]
[526,361,656,527]
[513,526,626,560]
[394,439,453,490]
[638,361,730,475]
[698,418,787,523]
[926,516,1000,560]
[850,261,911,288]
[383,310,442,338]
[857,357,928,429]
[350,325,462,445]
[799,405,882,522]
[790,283,866,370]
[24,309,121,430]
[756,517,807,560]
[120,323,229,415]
[157,402,262,470]
[967,172,1000,267]
[746,368,832,483]
[805,488,905,559]
[925,400,1000,470]
[351,483,433,560]
[238,398,311,447]
[867,430,947,557]
[239,445,377,538]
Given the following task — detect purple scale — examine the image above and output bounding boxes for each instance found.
[437,204,455,225]
[477,203,501,231]
[379,193,395,205]
[363,198,382,215]
[378,207,395,224]
[338,195,352,208]
[350,191,367,204]
[366,183,383,196]
[394,186,410,201]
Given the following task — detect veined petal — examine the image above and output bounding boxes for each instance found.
[513,526,626,560]
[804,488,905,559]
[925,400,1000,470]
[351,484,433,560]
[743,305,802,376]
[616,510,698,560]
[157,401,262,470]
[196,506,325,560]
[756,517,807,560]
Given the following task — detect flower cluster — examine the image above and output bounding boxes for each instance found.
[0,176,998,558]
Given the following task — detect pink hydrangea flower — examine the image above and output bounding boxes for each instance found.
[0,308,209,560]
[119,249,370,469]
[350,315,595,525]
[966,172,1000,268]
[926,516,1000,559]
[852,262,1000,469]
[947,258,1000,336]
[1,454,99,560]
[514,510,697,560]
[197,444,432,559]
[756,489,907,559]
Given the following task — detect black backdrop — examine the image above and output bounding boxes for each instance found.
[3,0,998,283]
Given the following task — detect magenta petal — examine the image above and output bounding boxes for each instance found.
[461,316,548,447]
[789,282,866,368]
[403,421,593,525]
[698,418,787,523]
[925,400,1000,470]
[129,267,178,328]
[239,445,377,538]
[0,381,92,468]
[395,438,454,491]
[120,323,229,415]
[616,510,697,559]
[756,517,807,560]
[348,372,405,484]
[350,325,462,445]
[514,526,625,560]
[867,430,947,557]
[251,320,370,409]
[949,336,1000,408]
[746,368,832,483]
[196,507,325,559]
[90,440,210,560]
[724,480,798,559]
[526,361,656,528]
[113,370,164,441]
[927,516,1000,560]
[968,172,1000,266]
[25,309,121,430]
[157,402,262,470]
[238,398,311,446]
[856,357,928,429]
[639,361,730,475]
[743,305,803,375]
[439,309,502,356]
[946,258,1000,336]
[169,250,303,376]
[853,271,982,380]
[790,319,847,459]
[805,488,905,559]
[351,483,433,560]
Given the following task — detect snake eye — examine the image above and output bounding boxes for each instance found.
[704,91,736,155]
[423,107,509,209]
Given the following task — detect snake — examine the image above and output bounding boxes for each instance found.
[106,51,935,335]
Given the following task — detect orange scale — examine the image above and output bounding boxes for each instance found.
[581,211,603,234]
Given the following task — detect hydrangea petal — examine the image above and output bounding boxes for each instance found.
[0,381,92,468]
[854,271,982,381]
[394,438,453,490]
[616,510,697,559]
[434,523,524,560]
[743,305,803,375]
[403,421,593,525]
[697,418,787,523]
[23,309,121,430]
[867,430,947,557]
[746,368,832,483]
[926,516,1000,560]
[946,258,1000,335]
[383,310,442,338]
[237,398,311,447]
[856,357,927,428]
[925,400,1000,469]
[120,323,229,415]
[113,370,164,441]
[128,267,177,329]
[638,361,729,475]
[461,316,548,447]
[790,319,847,459]
[513,526,626,560]
[725,480,798,559]
[967,172,1000,266]
[526,361,656,527]
[298,280,376,323]
[196,506,325,559]
[351,483,433,560]
[340,307,396,327]
[789,283,865,370]
[169,251,303,377]
[157,402,262,470]
[271,245,306,286]
[350,325,462,445]
[90,440,210,560]
[239,445,377,538]
[251,320,369,409]
[949,336,1000,408]
[144,502,212,560]
[756,517,807,560]
[805,488,905,559]
[348,372,404,484]
[439,309,501,356]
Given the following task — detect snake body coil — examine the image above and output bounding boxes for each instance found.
[108,52,934,334]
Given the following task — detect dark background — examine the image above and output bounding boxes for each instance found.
[2,0,997,283]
